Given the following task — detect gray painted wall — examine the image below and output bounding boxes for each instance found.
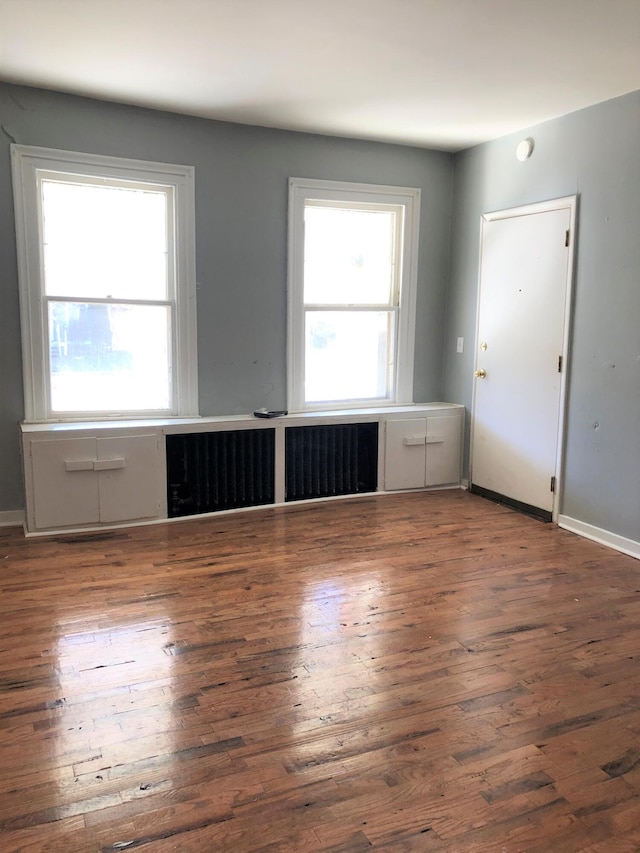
[443,91,640,542]
[0,83,453,511]
[3,82,638,542]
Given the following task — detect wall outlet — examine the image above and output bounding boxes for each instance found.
[456,337,464,354]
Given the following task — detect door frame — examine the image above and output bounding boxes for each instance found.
[470,195,578,522]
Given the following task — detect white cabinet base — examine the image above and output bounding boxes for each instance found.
[23,430,164,532]
[384,413,463,491]
[21,404,464,534]
[31,438,99,529]
[98,435,163,524]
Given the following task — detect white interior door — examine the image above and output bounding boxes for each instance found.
[471,198,575,519]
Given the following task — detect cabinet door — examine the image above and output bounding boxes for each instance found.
[425,415,462,486]
[31,438,99,530]
[97,434,161,523]
[384,419,427,490]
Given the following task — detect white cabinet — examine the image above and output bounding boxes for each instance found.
[21,404,463,534]
[384,413,462,491]
[24,431,163,532]
[31,438,99,529]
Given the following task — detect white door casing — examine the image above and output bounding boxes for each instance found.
[471,196,577,520]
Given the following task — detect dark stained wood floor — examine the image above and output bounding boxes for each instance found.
[1,490,639,852]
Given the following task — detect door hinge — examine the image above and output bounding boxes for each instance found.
[565,229,570,247]
[550,476,556,493]
[558,355,563,373]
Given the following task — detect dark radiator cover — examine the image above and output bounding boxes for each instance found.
[285,422,378,502]
[166,429,275,517]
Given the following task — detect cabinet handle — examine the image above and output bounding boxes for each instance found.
[403,436,426,446]
[93,458,126,471]
[64,459,94,472]
[426,434,445,444]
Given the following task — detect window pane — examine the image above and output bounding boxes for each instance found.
[304,206,395,304]
[49,301,171,413]
[305,311,393,403]
[42,181,168,300]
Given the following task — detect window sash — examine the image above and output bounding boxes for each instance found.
[303,199,402,309]
[39,173,174,303]
[288,177,420,412]
[47,299,174,415]
[304,304,400,312]
[304,308,397,405]
[38,174,176,418]
[11,145,197,422]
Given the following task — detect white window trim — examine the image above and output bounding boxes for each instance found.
[11,144,198,422]
[287,177,420,412]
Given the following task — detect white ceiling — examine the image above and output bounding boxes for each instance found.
[0,0,639,151]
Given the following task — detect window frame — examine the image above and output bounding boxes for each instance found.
[11,144,198,422]
[287,177,420,412]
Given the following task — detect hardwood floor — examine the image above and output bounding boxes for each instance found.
[1,490,639,852]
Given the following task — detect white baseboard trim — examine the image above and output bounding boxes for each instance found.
[0,510,25,528]
[558,515,640,561]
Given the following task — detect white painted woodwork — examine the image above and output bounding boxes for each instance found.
[385,419,426,490]
[471,197,576,516]
[27,432,163,531]
[384,413,462,490]
[287,178,420,412]
[426,414,463,487]
[11,145,198,422]
[97,435,162,524]
[31,438,99,529]
[22,404,463,534]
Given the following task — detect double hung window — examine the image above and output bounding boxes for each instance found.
[12,146,197,421]
[288,178,420,411]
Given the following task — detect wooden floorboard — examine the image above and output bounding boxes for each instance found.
[0,490,639,851]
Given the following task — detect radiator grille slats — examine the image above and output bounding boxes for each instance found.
[166,429,275,517]
[285,423,378,502]
[166,422,378,516]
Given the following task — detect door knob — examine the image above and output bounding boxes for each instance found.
[474,368,487,379]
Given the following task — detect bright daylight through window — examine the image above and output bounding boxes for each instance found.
[288,178,420,411]
[12,146,197,422]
